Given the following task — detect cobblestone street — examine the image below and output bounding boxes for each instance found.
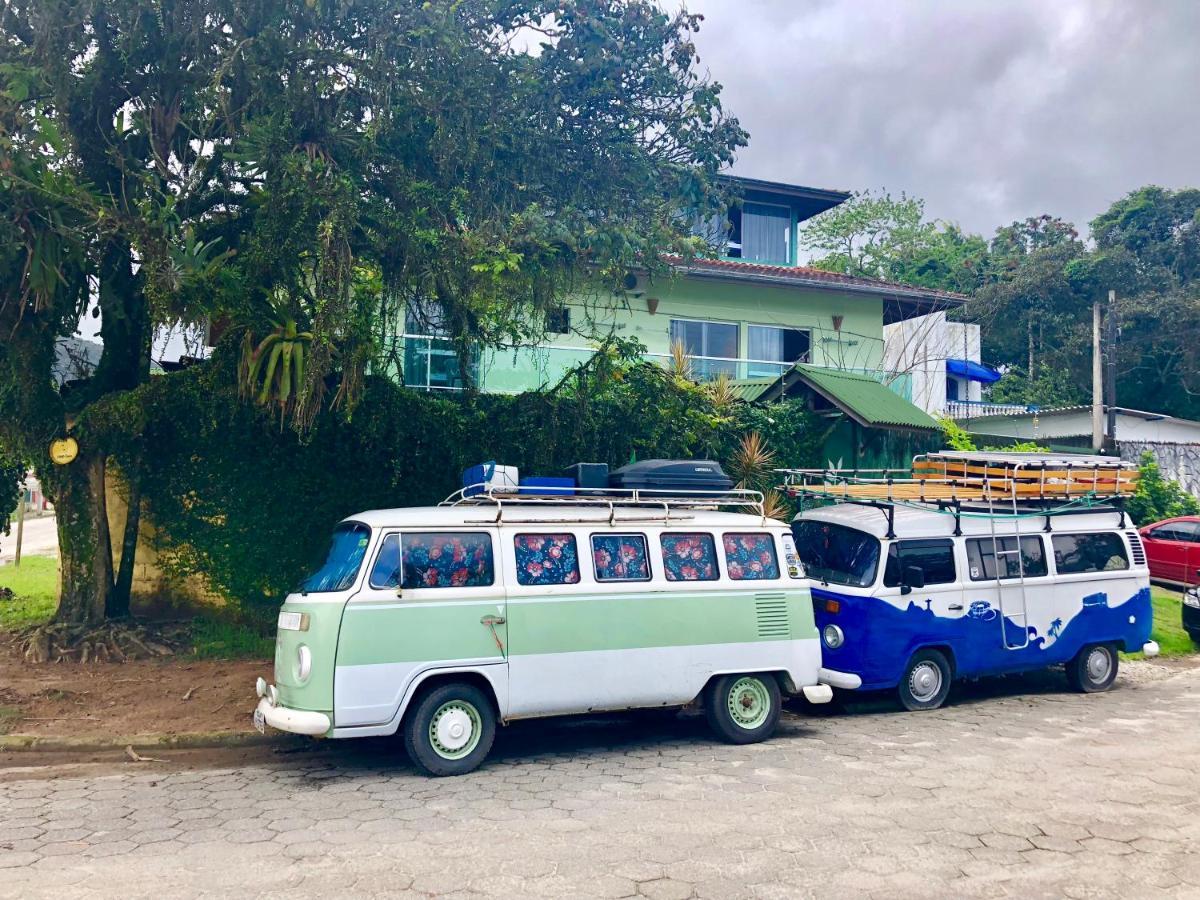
[2,663,1198,899]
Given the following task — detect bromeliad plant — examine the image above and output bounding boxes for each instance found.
[239,320,313,417]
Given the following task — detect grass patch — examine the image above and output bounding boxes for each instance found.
[1146,586,1198,658]
[0,706,21,735]
[190,615,274,660]
[0,556,58,631]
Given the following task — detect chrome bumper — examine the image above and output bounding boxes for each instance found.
[254,679,330,736]
[818,667,863,690]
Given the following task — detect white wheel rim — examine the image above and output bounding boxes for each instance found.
[909,662,943,702]
[429,701,482,759]
[1086,648,1112,683]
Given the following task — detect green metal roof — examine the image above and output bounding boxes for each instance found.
[788,364,940,431]
[726,378,777,402]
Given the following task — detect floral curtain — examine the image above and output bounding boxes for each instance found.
[592,535,651,581]
[722,533,780,580]
[660,533,719,581]
[397,532,494,589]
[515,534,581,586]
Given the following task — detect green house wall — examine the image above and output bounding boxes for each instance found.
[478,274,888,393]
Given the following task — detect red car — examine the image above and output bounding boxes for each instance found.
[1139,516,1200,587]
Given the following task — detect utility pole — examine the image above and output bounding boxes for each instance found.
[1092,301,1103,452]
[1104,290,1118,451]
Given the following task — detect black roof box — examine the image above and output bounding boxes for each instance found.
[608,459,734,495]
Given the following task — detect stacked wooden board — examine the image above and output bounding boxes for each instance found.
[780,451,1138,504]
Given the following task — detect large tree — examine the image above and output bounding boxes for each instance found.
[0,0,745,623]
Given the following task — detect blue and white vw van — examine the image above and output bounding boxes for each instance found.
[783,452,1158,710]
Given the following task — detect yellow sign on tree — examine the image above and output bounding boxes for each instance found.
[49,437,78,465]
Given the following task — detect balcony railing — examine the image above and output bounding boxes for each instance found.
[395,335,912,403]
[947,399,1037,419]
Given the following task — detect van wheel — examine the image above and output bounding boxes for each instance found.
[403,683,496,776]
[1066,644,1118,693]
[704,673,781,744]
[897,649,951,711]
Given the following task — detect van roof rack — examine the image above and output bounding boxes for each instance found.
[441,484,767,526]
[778,451,1137,505]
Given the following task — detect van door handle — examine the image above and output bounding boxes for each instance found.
[480,615,506,626]
[948,604,964,611]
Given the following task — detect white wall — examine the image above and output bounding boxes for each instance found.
[883,313,982,416]
[967,409,1200,444]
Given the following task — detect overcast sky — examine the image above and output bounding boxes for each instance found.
[681,0,1200,237]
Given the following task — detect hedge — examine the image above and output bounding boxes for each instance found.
[95,351,822,612]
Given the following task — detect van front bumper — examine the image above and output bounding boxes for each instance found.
[254,679,330,736]
[818,667,863,690]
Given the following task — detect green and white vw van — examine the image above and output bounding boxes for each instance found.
[254,488,831,775]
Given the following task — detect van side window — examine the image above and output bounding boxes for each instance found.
[369,533,402,589]
[399,532,494,589]
[966,537,1048,580]
[1052,533,1129,574]
[722,533,779,580]
[660,533,719,581]
[883,539,956,587]
[515,534,581,586]
[591,534,651,582]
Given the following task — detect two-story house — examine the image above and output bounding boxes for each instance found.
[396,175,965,466]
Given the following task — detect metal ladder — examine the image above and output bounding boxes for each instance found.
[987,490,1030,650]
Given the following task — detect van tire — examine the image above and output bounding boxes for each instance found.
[1066,644,1118,693]
[403,682,496,776]
[703,673,782,744]
[897,649,952,711]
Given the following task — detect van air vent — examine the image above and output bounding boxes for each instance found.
[755,594,790,638]
[1125,531,1146,567]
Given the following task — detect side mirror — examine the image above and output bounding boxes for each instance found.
[395,585,404,600]
[900,565,926,595]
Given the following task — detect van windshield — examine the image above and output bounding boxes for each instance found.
[792,520,880,588]
[299,523,371,593]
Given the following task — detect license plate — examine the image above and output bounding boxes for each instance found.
[253,708,266,734]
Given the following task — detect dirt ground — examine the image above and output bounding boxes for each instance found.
[0,640,271,741]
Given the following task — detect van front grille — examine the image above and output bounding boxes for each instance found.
[1126,531,1147,567]
[755,594,790,638]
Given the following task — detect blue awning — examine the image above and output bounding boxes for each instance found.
[947,358,1002,384]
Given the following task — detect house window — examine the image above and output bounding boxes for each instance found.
[402,303,478,391]
[547,307,570,335]
[730,202,791,265]
[747,325,810,377]
[946,378,960,402]
[669,319,739,380]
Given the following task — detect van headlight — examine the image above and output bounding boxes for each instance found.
[822,624,845,649]
[295,645,313,683]
[1185,591,1200,609]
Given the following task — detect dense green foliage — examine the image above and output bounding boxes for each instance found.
[0,0,745,622]
[1126,452,1200,527]
[95,348,821,611]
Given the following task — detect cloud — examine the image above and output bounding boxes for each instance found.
[682,0,1200,236]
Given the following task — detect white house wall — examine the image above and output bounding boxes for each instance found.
[883,313,982,417]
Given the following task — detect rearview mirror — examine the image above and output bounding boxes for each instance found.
[900,565,926,595]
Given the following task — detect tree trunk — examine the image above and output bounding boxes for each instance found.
[109,462,142,619]
[49,453,114,625]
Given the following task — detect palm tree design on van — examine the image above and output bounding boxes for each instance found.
[1048,618,1063,639]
